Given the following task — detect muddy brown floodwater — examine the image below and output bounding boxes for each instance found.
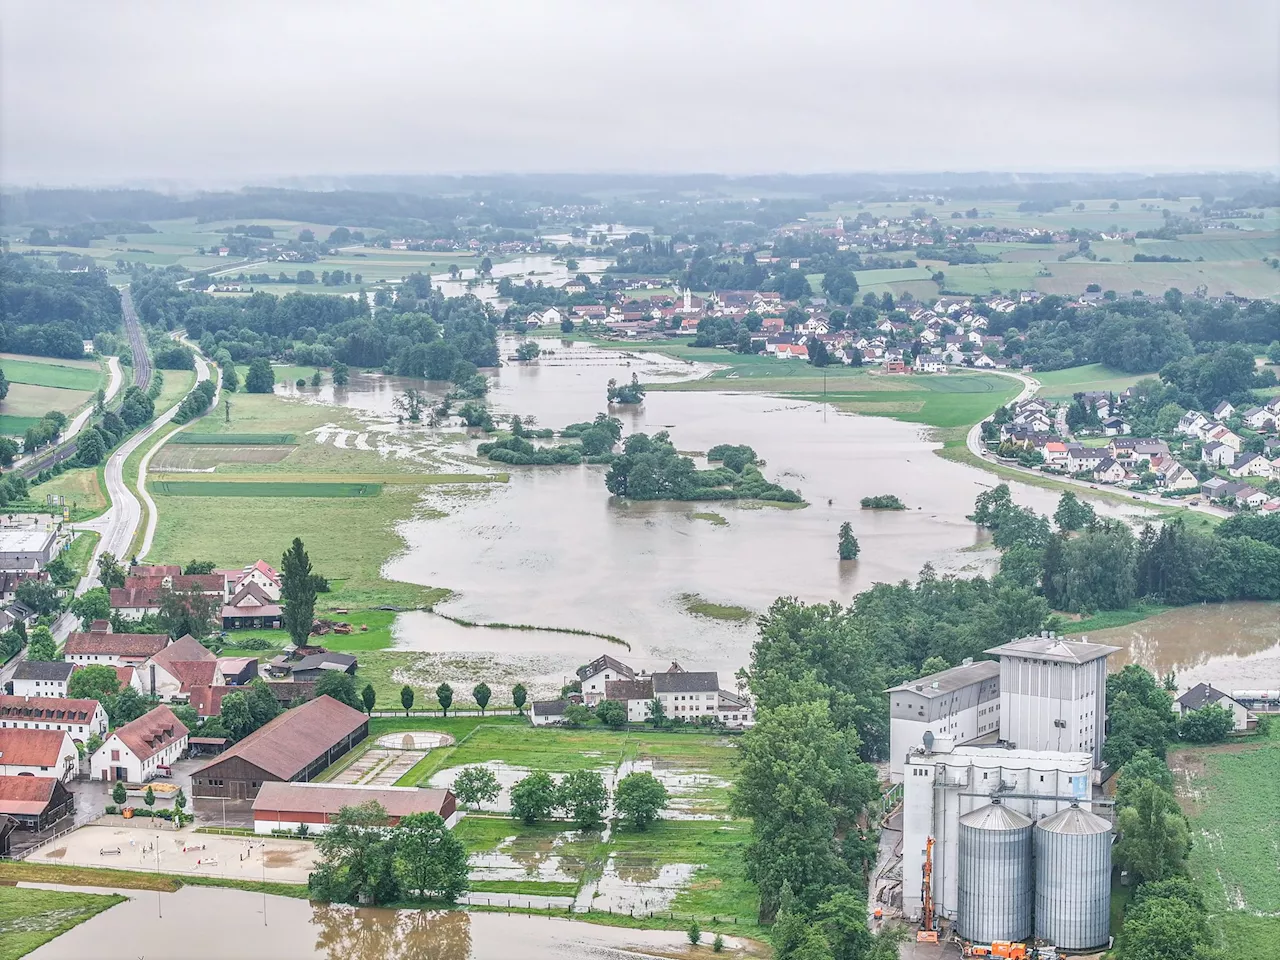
[28,885,761,959]
[275,337,1161,683]
[380,339,1145,678]
[1092,601,1280,693]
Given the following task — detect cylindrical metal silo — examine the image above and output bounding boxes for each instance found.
[957,801,1033,943]
[1035,804,1112,949]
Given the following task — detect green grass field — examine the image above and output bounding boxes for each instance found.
[0,413,44,435]
[1034,363,1147,400]
[1172,720,1280,960]
[0,356,103,391]
[167,432,297,444]
[642,346,1019,428]
[0,887,124,960]
[150,480,383,497]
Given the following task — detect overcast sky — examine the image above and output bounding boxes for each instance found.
[2,0,1277,187]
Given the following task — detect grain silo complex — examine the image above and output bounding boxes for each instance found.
[956,802,1034,943]
[1034,804,1113,950]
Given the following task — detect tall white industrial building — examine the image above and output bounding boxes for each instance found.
[886,659,1001,782]
[894,632,1119,931]
[985,633,1117,768]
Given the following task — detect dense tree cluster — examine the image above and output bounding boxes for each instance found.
[974,486,1280,613]
[130,272,499,377]
[604,432,801,503]
[0,255,122,358]
[1003,292,1280,374]
[172,379,215,424]
[309,801,468,905]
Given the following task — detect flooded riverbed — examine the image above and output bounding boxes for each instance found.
[28,885,759,959]
[379,340,1144,678]
[1092,601,1280,693]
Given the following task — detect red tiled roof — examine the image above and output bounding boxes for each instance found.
[222,603,282,620]
[64,633,169,658]
[188,685,233,717]
[110,586,164,609]
[170,661,218,691]
[0,774,60,815]
[197,696,366,781]
[0,728,71,766]
[0,696,100,724]
[111,706,188,762]
[149,634,215,671]
[252,782,454,820]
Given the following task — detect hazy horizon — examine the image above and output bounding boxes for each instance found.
[2,0,1278,188]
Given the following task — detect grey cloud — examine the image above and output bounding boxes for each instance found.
[1,0,1276,186]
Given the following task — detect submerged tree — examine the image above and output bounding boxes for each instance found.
[838,522,859,560]
[393,388,427,422]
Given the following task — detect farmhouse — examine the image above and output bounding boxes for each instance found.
[579,655,635,706]
[0,775,74,831]
[90,706,189,783]
[221,582,283,630]
[140,634,217,700]
[63,626,170,666]
[250,782,458,835]
[8,660,74,698]
[604,678,654,723]
[191,695,369,800]
[1176,683,1256,732]
[530,700,568,726]
[0,695,108,745]
[0,728,78,780]
[652,669,721,720]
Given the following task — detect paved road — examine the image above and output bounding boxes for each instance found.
[964,370,1232,519]
[85,344,213,588]
[136,345,218,559]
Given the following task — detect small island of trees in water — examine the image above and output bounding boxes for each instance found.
[476,414,803,504]
[606,373,647,404]
[860,494,906,510]
[606,433,802,503]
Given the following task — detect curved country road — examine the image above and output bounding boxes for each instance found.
[83,346,214,591]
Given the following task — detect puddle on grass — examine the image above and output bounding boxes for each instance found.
[581,857,699,914]
[616,759,734,821]
[467,828,602,885]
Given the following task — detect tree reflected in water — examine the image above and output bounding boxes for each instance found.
[312,904,471,960]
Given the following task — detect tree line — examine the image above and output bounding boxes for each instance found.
[0,255,123,359]
[975,485,1280,612]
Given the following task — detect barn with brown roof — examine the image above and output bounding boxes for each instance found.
[0,774,74,830]
[190,695,369,800]
[63,629,170,666]
[251,782,457,834]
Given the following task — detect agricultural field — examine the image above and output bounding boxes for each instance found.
[1170,720,1280,960]
[150,443,296,470]
[0,353,106,436]
[150,479,382,497]
[644,350,1018,428]
[1033,363,1147,400]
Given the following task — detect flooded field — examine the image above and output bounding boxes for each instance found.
[27,885,762,959]
[1095,601,1280,693]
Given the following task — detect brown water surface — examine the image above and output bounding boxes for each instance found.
[1092,601,1280,693]
[27,885,746,959]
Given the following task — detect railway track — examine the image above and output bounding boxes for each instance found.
[18,285,152,479]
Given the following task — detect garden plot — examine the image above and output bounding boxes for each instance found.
[151,445,296,470]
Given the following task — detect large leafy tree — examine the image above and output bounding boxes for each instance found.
[244,357,275,394]
[68,664,121,701]
[614,771,669,831]
[314,671,360,710]
[1114,780,1191,884]
[509,772,557,825]
[25,625,58,661]
[395,812,468,902]
[280,537,317,646]
[1104,665,1177,767]
[158,586,218,639]
[732,700,879,921]
[452,766,500,810]
[309,801,401,906]
[556,770,609,828]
